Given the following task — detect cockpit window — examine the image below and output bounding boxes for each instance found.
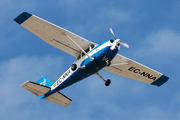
[90,44,95,49]
[110,39,114,43]
[76,44,95,60]
[85,47,90,53]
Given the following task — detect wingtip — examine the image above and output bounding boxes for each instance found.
[151,75,169,87]
[14,11,32,24]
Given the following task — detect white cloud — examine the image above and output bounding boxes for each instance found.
[148,29,180,54]
[134,29,180,63]
[138,29,180,55]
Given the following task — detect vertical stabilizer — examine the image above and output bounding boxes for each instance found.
[37,76,54,87]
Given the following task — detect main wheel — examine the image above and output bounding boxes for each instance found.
[71,64,77,71]
[106,60,111,67]
[105,79,111,86]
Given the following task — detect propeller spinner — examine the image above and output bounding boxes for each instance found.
[109,28,130,49]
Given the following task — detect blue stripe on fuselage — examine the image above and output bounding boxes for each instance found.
[43,42,118,98]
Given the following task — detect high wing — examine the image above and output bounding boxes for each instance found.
[103,54,169,87]
[14,12,96,57]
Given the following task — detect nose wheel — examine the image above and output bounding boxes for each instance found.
[95,72,111,86]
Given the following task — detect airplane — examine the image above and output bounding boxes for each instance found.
[14,12,169,107]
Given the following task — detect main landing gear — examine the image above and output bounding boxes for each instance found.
[95,72,111,86]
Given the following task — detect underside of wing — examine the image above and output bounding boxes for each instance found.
[103,54,169,86]
[21,81,50,96]
[14,12,96,57]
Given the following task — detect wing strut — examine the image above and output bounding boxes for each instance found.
[64,33,94,61]
[95,72,111,86]
[110,62,131,66]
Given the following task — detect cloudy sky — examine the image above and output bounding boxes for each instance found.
[1,0,180,119]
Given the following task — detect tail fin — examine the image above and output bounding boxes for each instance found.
[37,76,54,87]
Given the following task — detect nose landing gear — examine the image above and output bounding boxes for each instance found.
[103,54,111,67]
[106,60,111,67]
[95,72,111,86]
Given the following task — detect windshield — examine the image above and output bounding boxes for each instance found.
[75,44,96,61]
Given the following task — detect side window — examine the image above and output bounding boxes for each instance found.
[91,44,95,49]
[76,44,96,60]
[110,39,114,43]
[82,52,85,57]
[85,47,90,53]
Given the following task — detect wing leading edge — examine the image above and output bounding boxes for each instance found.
[14,12,96,58]
[103,54,169,87]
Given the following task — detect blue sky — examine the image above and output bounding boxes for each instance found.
[1,0,180,119]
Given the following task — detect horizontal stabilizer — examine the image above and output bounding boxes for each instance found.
[45,92,73,107]
[21,81,50,96]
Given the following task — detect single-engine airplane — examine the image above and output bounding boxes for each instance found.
[14,12,169,107]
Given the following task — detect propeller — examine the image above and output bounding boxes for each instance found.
[119,42,130,49]
[110,27,116,40]
[109,28,130,49]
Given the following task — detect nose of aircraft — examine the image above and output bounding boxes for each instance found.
[115,39,120,43]
[110,39,120,50]
[109,28,130,50]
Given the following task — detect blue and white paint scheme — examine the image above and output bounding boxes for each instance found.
[14,12,169,107]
